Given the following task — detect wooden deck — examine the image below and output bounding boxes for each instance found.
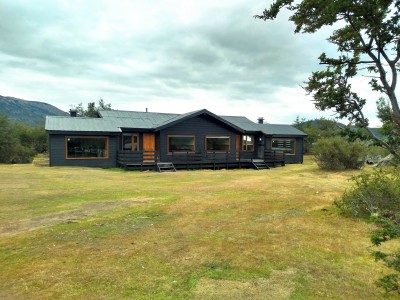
[117,150,285,171]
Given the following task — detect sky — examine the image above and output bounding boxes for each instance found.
[0,0,385,126]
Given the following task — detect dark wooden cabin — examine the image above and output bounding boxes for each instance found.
[45,109,306,170]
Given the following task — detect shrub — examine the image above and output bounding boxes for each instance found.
[335,168,400,220]
[335,168,400,294]
[312,137,367,170]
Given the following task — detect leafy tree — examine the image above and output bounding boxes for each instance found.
[14,123,48,154]
[0,115,19,163]
[255,0,400,160]
[257,2,400,292]
[74,98,111,117]
[0,115,43,163]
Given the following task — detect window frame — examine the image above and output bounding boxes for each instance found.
[271,138,296,155]
[242,135,254,151]
[167,135,196,154]
[205,135,231,152]
[65,136,109,160]
[122,133,139,151]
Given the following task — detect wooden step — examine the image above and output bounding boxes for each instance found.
[157,162,176,172]
[252,161,270,170]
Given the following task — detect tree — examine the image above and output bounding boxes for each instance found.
[73,98,112,117]
[0,115,41,163]
[0,115,19,163]
[255,0,400,160]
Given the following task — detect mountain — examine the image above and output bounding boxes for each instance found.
[0,95,67,127]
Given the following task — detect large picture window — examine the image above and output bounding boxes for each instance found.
[66,137,108,159]
[242,135,254,151]
[122,133,139,151]
[206,136,230,151]
[271,139,295,155]
[168,135,195,152]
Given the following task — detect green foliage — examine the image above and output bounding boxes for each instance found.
[312,137,366,170]
[293,117,341,153]
[336,168,400,219]
[376,98,400,152]
[371,219,400,294]
[335,168,400,294]
[0,115,47,164]
[256,0,400,160]
[74,98,112,117]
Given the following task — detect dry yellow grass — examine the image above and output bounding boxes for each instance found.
[0,157,396,299]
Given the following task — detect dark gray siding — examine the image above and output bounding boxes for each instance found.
[49,133,118,168]
[159,115,241,161]
[265,136,304,164]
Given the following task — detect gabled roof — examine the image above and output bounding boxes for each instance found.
[155,109,245,132]
[220,116,307,136]
[219,116,260,132]
[45,108,306,136]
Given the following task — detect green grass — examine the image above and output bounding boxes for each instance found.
[0,157,397,299]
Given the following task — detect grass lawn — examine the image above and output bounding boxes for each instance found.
[0,157,397,299]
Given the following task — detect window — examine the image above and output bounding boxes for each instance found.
[242,135,254,151]
[168,135,195,152]
[66,137,108,159]
[271,139,295,155]
[206,136,230,151]
[122,133,139,151]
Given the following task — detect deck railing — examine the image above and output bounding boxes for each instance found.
[117,149,286,167]
[264,150,285,166]
[117,150,159,166]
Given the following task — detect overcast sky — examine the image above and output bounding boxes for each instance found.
[0,0,385,125]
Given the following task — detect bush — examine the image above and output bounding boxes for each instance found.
[335,168,400,220]
[312,137,367,170]
[335,168,400,295]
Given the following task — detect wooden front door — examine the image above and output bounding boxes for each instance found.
[143,133,156,162]
[236,135,240,160]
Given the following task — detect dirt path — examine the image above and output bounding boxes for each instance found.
[1,198,150,236]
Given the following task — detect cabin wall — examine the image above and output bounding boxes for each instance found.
[48,133,118,168]
[265,136,304,164]
[159,115,239,161]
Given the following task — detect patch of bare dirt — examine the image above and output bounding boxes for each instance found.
[1,198,150,236]
[193,268,297,300]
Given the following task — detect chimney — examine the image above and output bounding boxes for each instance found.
[70,109,77,117]
[258,117,264,124]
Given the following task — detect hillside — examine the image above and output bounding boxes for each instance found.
[0,95,67,127]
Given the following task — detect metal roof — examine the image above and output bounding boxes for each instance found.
[257,123,307,136]
[220,116,307,136]
[45,116,122,132]
[219,116,260,132]
[46,109,306,136]
[98,110,178,126]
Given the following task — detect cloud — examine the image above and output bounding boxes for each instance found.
[0,0,381,125]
